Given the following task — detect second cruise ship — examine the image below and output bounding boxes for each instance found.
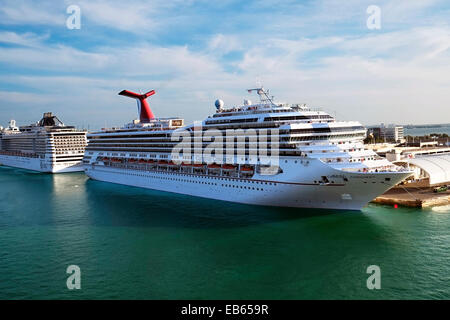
[83,88,412,210]
[0,112,87,173]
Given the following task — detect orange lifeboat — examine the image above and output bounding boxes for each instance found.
[222,164,236,170]
[207,163,221,169]
[240,165,254,172]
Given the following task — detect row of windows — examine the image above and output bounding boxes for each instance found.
[205,118,259,125]
[264,115,333,121]
[289,133,364,141]
[95,126,362,138]
[287,126,365,134]
[211,108,321,118]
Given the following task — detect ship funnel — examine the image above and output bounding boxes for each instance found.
[119,89,156,123]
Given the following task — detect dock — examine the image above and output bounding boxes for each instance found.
[372,187,450,208]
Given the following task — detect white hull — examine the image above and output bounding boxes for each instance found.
[84,159,411,210]
[0,154,84,173]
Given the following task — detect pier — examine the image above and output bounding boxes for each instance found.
[372,187,450,208]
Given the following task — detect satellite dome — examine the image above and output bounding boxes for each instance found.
[215,99,224,110]
[244,99,252,106]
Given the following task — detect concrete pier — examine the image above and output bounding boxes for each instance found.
[372,187,450,208]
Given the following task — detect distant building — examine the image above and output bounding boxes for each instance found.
[368,124,404,143]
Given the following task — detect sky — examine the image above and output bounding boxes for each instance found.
[0,0,449,129]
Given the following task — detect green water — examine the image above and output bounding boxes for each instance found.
[0,166,449,299]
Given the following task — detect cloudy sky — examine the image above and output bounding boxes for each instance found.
[0,0,449,129]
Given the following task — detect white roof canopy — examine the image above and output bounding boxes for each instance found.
[408,154,450,185]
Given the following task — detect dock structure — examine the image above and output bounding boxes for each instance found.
[372,188,450,208]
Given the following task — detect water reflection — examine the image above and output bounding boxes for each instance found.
[48,173,90,226]
[84,178,342,229]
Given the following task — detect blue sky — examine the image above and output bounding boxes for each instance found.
[0,0,449,129]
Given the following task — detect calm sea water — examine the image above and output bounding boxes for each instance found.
[404,125,450,136]
[0,166,449,300]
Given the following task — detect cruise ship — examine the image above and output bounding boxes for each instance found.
[0,112,87,173]
[83,88,412,210]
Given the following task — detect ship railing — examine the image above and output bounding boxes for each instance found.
[99,160,253,178]
[0,150,39,158]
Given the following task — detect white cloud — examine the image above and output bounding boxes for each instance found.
[0,0,65,25]
[208,34,242,54]
[0,31,49,47]
[76,0,158,32]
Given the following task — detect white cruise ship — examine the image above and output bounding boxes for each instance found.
[0,112,87,173]
[83,88,412,210]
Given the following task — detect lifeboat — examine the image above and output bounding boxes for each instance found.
[129,158,137,163]
[192,164,204,168]
[222,164,236,170]
[181,162,192,166]
[158,160,168,165]
[168,161,177,166]
[207,163,221,169]
[138,159,147,164]
[240,165,254,172]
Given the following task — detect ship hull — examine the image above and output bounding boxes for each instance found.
[0,155,84,173]
[84,163,411,210]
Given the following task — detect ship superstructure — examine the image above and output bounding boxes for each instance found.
[83,88,412,210]
[0,113,87,173]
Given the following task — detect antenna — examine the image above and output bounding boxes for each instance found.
[247,87,275,106]
[256,76,262,89]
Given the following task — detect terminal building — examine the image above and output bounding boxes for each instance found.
[394,153,450,187]
[366,143,450,188]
